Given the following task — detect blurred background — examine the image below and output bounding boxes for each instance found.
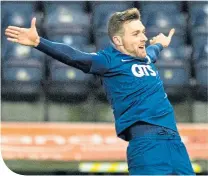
[1,1,208,175]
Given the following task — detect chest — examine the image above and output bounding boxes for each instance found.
[107,59,158,78]
[103,60,161,91]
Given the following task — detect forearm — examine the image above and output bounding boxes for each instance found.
[146,43,163,63]
[34,37,93,73]
[154,43,163,52]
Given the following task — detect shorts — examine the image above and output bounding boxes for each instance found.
[127,126,195,175]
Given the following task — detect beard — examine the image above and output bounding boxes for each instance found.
[136,47,147,58]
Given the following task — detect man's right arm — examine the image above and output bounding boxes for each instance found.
[5,17,110,75]
[35,37,110,74]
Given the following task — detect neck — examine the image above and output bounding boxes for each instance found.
[115,45,136,57]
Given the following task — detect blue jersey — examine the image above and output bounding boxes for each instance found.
[36,38,178,140]
[91,45,177,140]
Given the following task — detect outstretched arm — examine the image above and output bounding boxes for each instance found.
[34,37,107,73]
[5,17,110,74]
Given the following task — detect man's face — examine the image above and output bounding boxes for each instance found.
[121,20,148,58]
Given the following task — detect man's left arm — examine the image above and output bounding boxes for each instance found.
[146,28,175,63]
[146,43,163,63]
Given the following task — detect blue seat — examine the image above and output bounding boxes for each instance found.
[140,1,182,14]
[2,59,44,101]
[43,1,86,14]
[47,61,93,103]
[159,47,188,61]
[192,34,208,61]
[92,2,134,32]
[43,3,90,35]
[93,11,115,33]
[47,33,89,50]
[188,2,208,34]
[142,12,186,33]
[95,32,112,50]
[1,1,36,28]
[3,41,45,62]
[194,59,208,101]
[156,60,190,101]
[6,11,33,28]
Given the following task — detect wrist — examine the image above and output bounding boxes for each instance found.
[34,36,40,47]
[155,43,164,51]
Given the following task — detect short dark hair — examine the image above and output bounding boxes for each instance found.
[108,8,141,43]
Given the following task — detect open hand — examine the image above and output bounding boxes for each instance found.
[150,28,175,48]
[5,17,40,47]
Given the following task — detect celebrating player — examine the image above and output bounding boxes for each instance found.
[5,8,195,175]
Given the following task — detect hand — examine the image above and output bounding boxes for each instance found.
[5,17,40,47]
[149,28,175,48]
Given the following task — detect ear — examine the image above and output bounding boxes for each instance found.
[112,35,123,46]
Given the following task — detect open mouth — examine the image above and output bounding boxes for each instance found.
[139,46,145,49]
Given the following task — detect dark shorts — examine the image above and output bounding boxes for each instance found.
[126,124,195,175]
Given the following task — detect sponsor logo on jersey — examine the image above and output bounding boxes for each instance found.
[131,64,157,77]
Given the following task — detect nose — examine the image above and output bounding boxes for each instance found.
[142,33,148,42]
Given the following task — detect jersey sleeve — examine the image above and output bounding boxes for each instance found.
[35,37,110,75]
[146,43,163,63]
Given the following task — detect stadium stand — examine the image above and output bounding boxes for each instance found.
[188,1,208,100]
[1,1,207,101]
[40,2,92,102]
[1,1,44,101]
[1,1,207,103]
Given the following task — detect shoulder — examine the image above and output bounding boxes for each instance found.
[96,46,116,61]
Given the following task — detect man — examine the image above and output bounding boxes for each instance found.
[5,8,195,175]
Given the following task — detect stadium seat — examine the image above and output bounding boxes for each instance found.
[191,33,208,60]
[95,32,112,50]
[93,11,114,33]
[92,2,134,32]
[156,59,190,102]
[142,12,186,34]
[6,12,33,28]
[47,34,89,50]
[159,47,188,61]
[3,41,45,62]
[1,1,36,28]
[139,1,182,14]
[46,61,93,103]
[43,3,90,35]
[188,2,208,34]
[2,60,44,101]
[194,59,208,101]
[43,1,86,13]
